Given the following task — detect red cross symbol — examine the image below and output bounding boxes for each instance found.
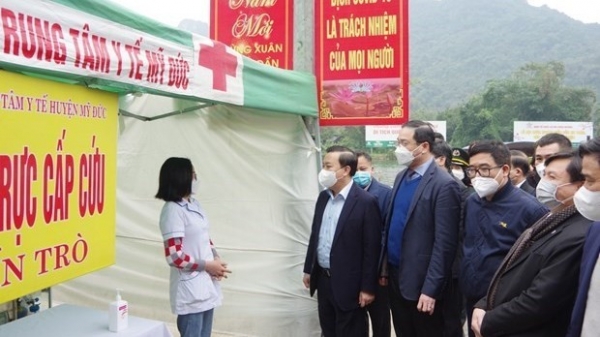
[198,42,238,92]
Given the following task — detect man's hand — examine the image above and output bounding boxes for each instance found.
[358,291,375,307]
[417,293,436,315]
[302,273,311,289]
[471,308,486,337]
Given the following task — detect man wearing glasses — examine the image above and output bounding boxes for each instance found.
[459,140,548,337]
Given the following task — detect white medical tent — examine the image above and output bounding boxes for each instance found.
[0,0,322,336]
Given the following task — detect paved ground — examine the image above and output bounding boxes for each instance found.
[167,321,468,337]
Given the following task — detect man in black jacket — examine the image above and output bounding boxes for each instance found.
[355,151,392,337]
[471,152,591,337]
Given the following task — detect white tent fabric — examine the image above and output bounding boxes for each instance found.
[52,94,322,336]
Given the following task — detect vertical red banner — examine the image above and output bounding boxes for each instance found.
[210,0,294,70]
[316,0,409,126]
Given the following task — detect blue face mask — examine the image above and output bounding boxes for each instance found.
[353,171,372,188]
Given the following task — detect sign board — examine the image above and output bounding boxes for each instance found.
[316,0,409,126]
[0,71,117,302]
[366,121,446,148]
[513,121,593,144]
[0,1,244,106]
[210,0,294,69]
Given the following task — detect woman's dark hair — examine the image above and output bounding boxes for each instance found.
[155,157,194,201]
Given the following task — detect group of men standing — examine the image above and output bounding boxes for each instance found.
[303,120,600,337]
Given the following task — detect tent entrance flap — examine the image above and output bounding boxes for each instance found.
[118,103,215,122]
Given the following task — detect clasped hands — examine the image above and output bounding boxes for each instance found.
[206,258,231,280]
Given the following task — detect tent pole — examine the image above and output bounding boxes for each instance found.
[118,103,215,122]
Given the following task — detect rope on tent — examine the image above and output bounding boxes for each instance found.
[118,103,215,121]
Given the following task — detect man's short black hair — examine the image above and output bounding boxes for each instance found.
[326,145,358,176]
[355,151,372,163]
[432,141,452,172]
[535,133,572,151]
[468,140,510,167]
[578,137,600,166]
[511,156,530,175]
[510,150,527,158]
[403,120,435,149]
[545,151,584,183]
[433,132,445,143]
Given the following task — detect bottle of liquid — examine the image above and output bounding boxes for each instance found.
[108,289,128,332]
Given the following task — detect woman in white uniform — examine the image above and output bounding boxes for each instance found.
[155,157,231,337]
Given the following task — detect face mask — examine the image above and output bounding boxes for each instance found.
[471,169,502,198]
[318,168,339,188]
[353,171,372,188]
[555,182,577,203]
[452,168,465,181]
[394,144,422,167]
[574,186,600,221]
[191,178,199,195]
[536,178,560,208]
[536,163,545,178]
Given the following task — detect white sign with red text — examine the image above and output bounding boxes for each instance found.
[365,121,447,148]
[0,0,244,105]
[514,121,593,143]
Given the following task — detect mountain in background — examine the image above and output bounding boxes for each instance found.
[178,0,600,113]
[410,0,600,112]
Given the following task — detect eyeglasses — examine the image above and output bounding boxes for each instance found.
[465,166,502,178]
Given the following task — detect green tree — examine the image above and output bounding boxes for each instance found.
[447,61,596,144]
[319,126,366,150]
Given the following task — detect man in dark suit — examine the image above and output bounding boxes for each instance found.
[432,140,470,337]
[381,120,461,337]
[303,146,382,337]
[510,150,536,195]
[471,152,591,337]
[461,141,548,337]
[568,222,600,337]
[567,137,600,337]
[355,151,392,337]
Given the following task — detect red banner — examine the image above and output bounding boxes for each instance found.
[210,0,293,70]
[316,0,409,126]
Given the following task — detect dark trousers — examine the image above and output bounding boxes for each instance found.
[465,297,479,337]
[442,278,465,337]
[317,272,368,337]
[389,266,445,337]
[367,283,391,337]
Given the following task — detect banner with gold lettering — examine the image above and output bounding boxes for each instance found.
[210,0,293,69]
[316,0,409,126]
[0,71,117,302]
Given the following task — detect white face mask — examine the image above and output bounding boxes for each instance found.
[452,168,465,181]
[191,178,200,195]
[536,178,560,208]
[574,186,600,221]
[471,168,502,198]
[318,169,339,188]
[394,144,422,167]
[536,163,545,178]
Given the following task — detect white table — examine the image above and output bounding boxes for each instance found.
[0,304,173,337]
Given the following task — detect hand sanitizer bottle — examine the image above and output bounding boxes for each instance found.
[109,289,128,332]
